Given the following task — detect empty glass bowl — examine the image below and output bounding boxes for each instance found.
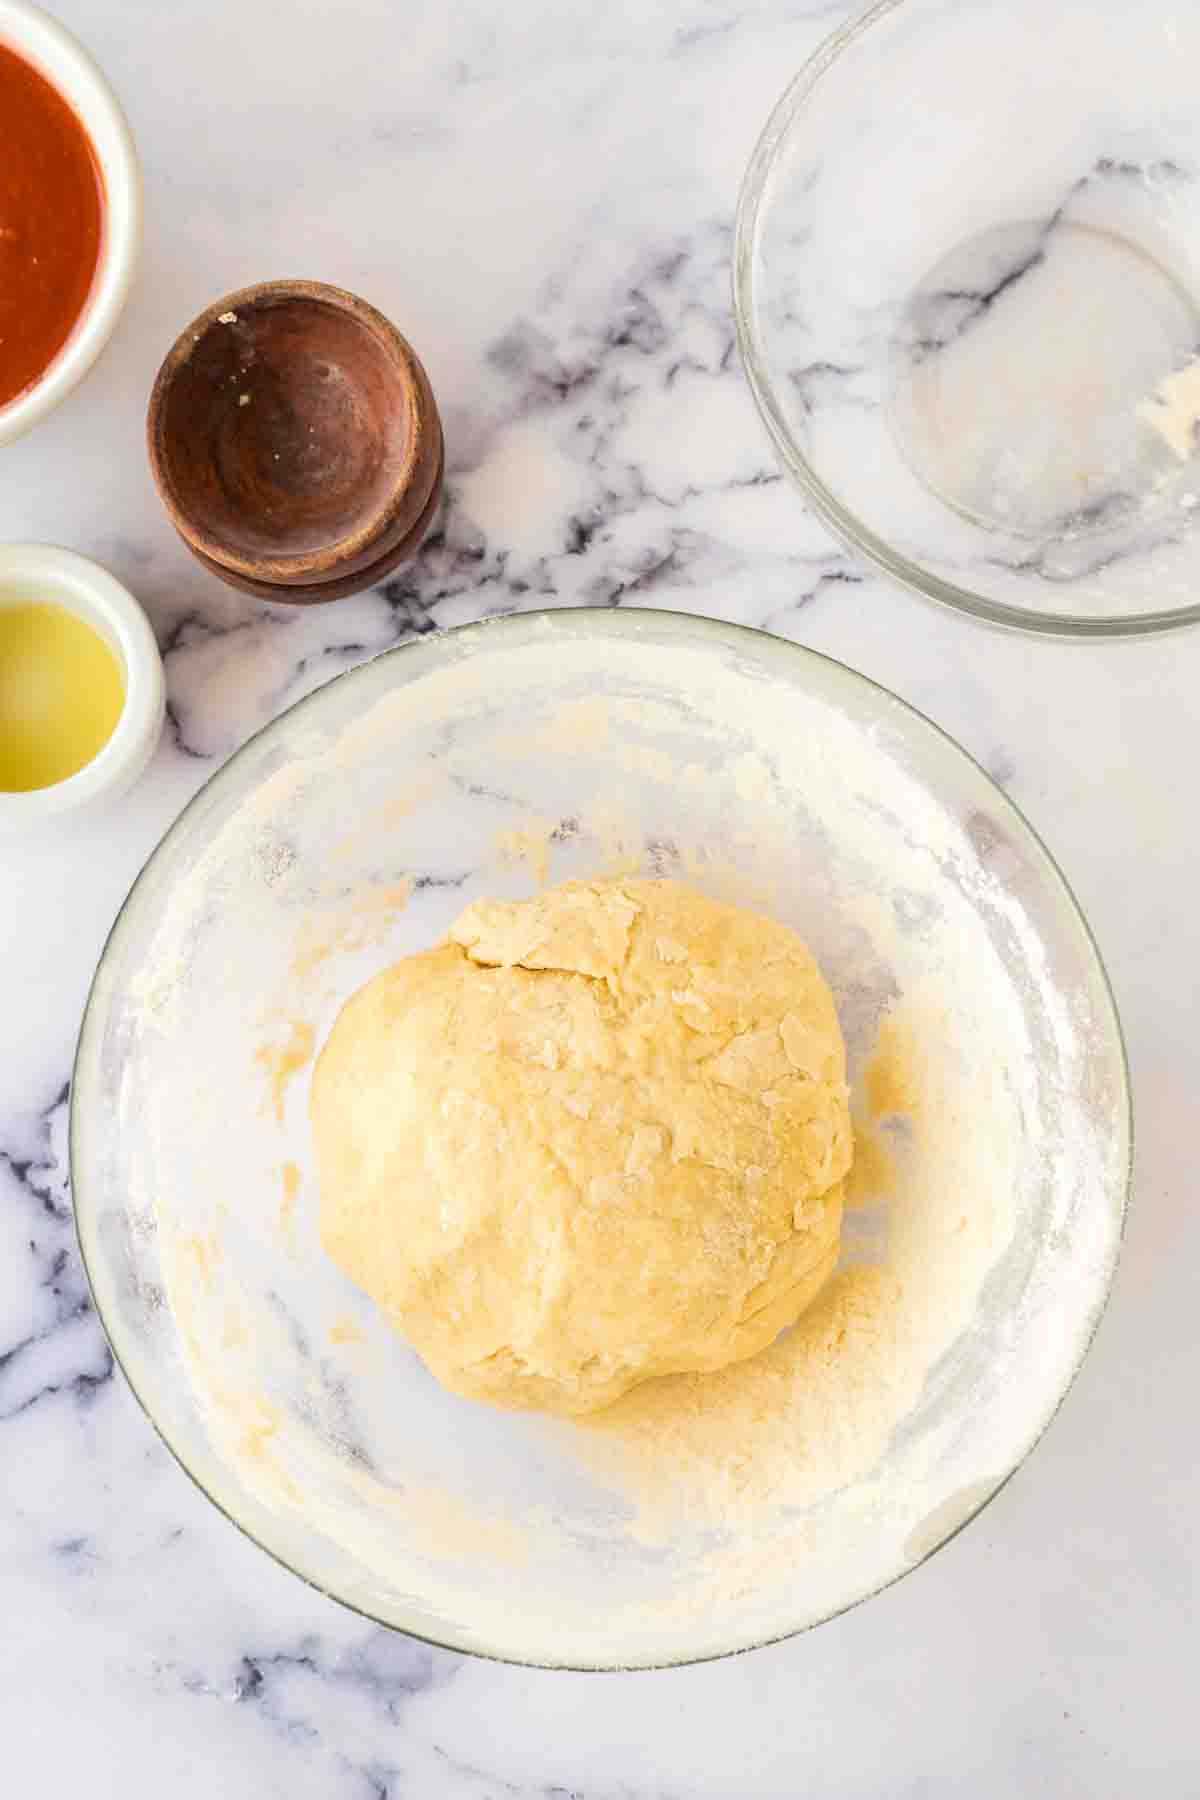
[735,0,1200,633]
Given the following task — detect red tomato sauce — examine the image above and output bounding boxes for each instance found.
[0,41,104,409]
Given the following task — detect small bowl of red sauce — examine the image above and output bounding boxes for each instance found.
[0,1,140,444]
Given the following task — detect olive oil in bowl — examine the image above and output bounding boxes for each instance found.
[0,602,125,791]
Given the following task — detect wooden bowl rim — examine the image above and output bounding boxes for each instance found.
[146,279,439,585]
[179,435,444,604]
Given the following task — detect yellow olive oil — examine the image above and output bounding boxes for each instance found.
[0,603,125,791]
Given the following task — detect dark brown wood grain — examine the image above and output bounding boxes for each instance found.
[147,280,443,603]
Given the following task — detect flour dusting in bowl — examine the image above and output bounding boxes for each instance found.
[73,612,1126,1667]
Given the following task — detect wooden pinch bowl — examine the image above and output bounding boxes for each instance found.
[147,280,443,604]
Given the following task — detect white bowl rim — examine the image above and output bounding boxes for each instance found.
[0,0,141,444]
[0,543,164,820]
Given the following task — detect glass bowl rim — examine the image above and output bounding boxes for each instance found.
[732,0,1200,639]
[70,604,1133,1668]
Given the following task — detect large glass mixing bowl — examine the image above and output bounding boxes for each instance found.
[735,0,1200,634]
[72,610,1129,1667]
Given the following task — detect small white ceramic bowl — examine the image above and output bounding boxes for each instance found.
[0,0,141,444]
[0,545,164,825]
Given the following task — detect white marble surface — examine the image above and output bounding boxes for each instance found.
[0,0,1195,1791]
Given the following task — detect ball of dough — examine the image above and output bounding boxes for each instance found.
[312,878,852,1416]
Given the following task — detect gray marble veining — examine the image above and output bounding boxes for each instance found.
[1,0,1197,1793]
